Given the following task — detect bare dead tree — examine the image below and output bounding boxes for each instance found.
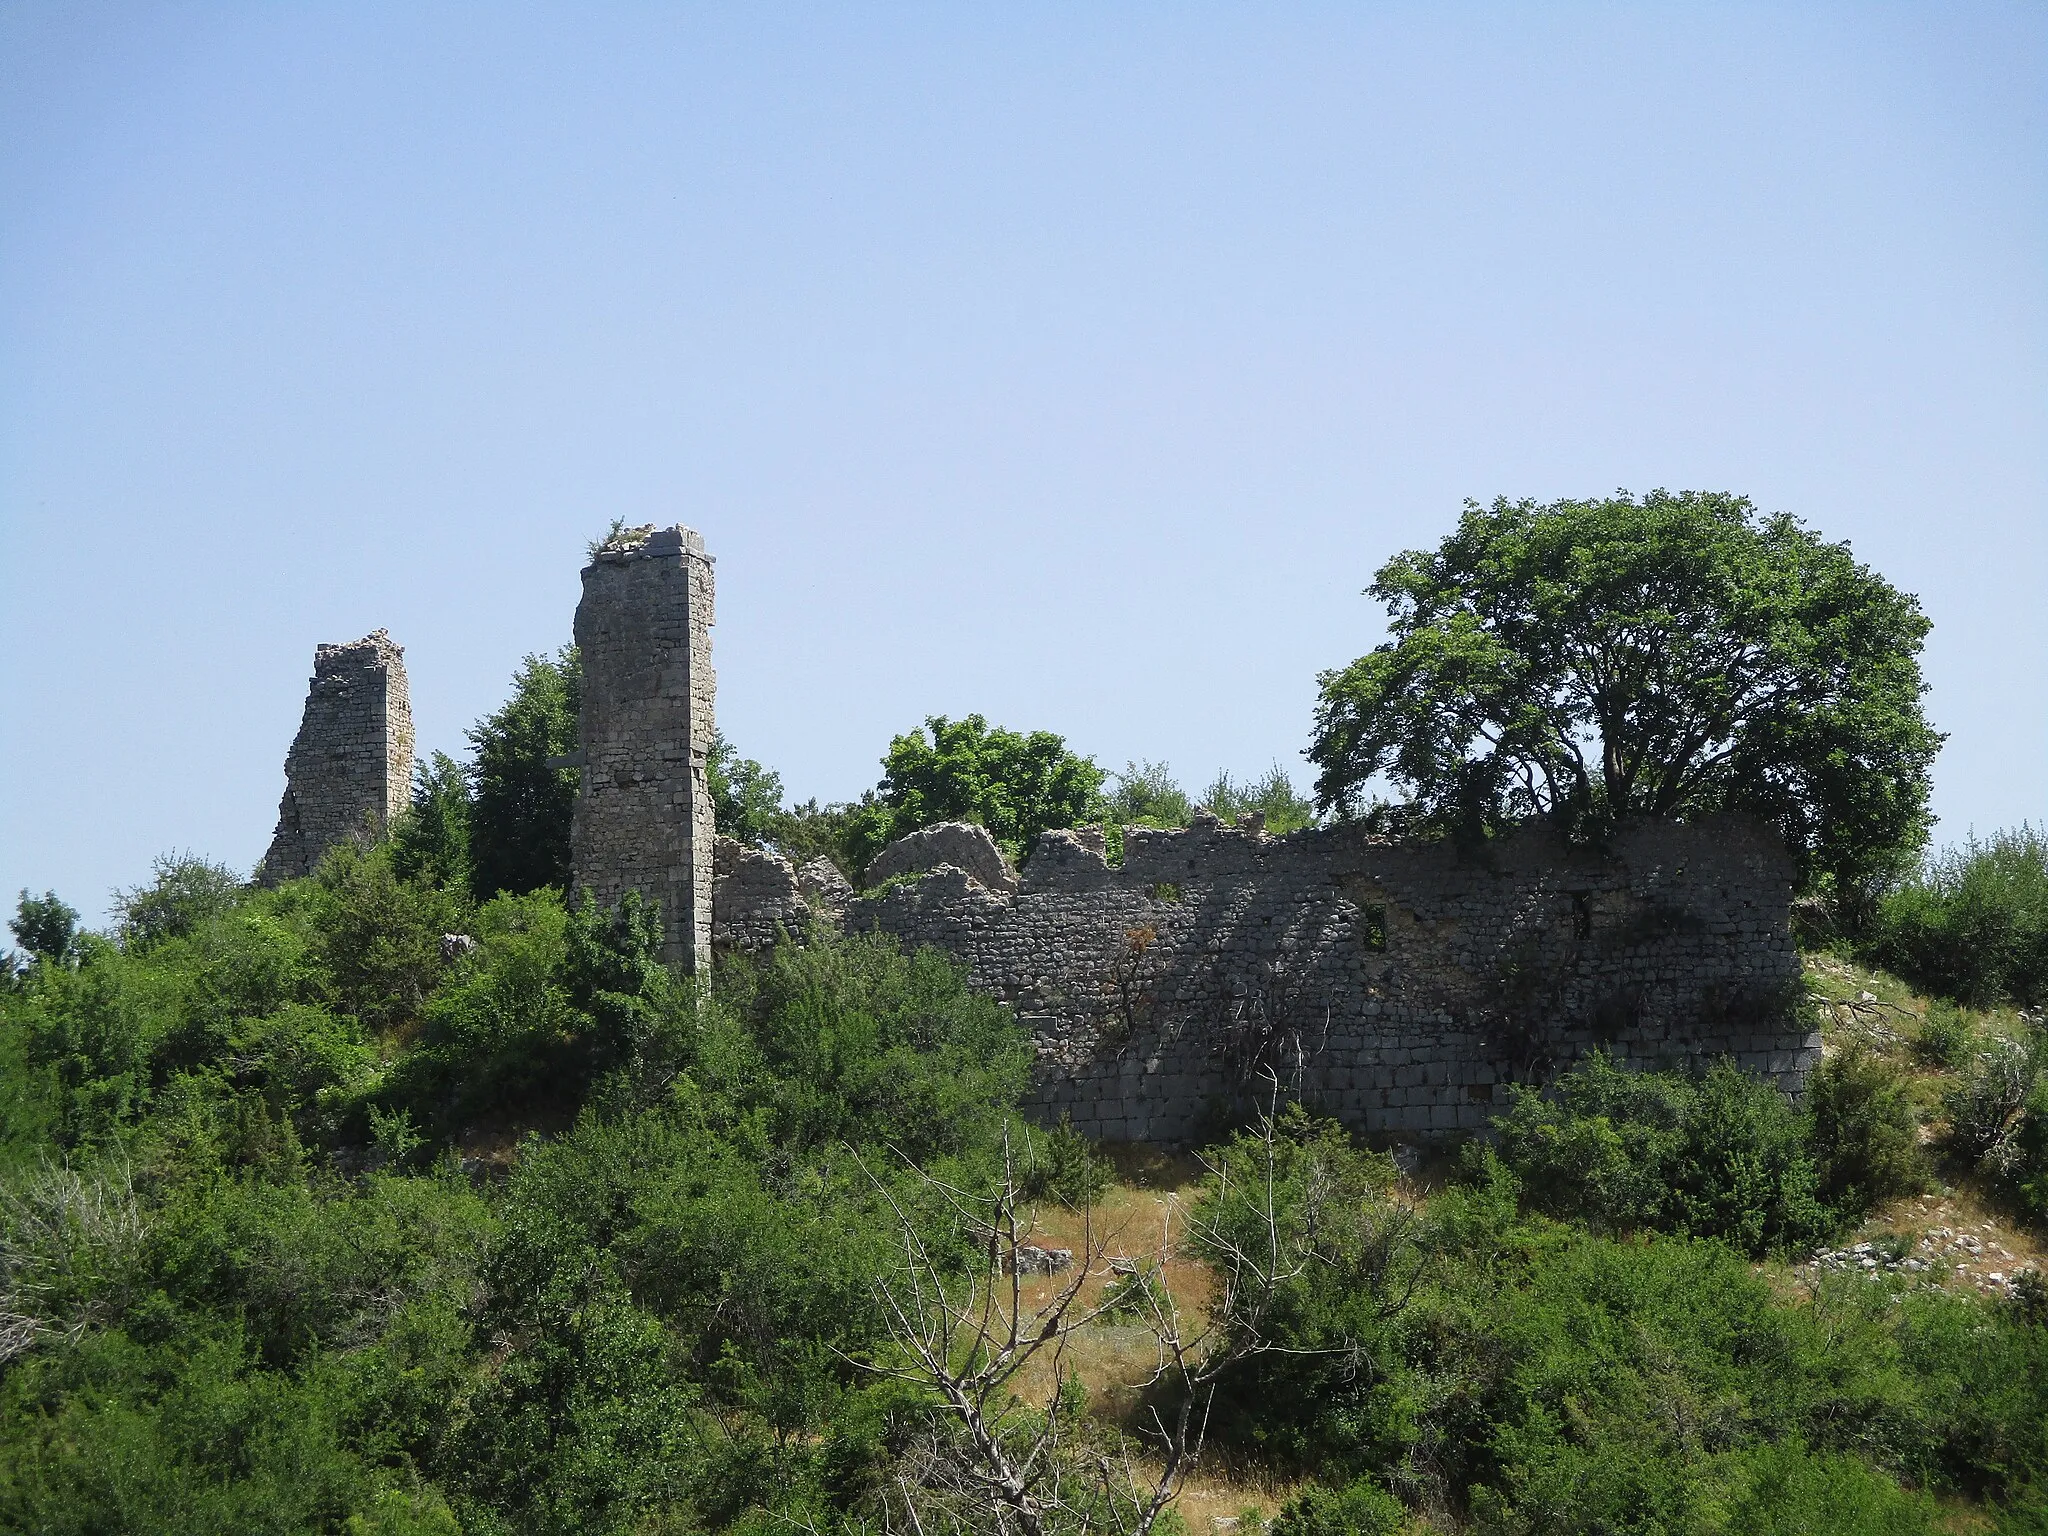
[0,1157,145,1364]
[1098,926,1160,1048]
[846,1085,1390,1536]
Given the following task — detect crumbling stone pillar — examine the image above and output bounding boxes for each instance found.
[259,630,414,883]
[570,525,717,971]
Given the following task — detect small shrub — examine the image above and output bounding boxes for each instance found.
[1916,1000,1973,1070]
[1269,1479,1405,1536]
[1097,1265,1170,1322]
[1806,1046,1929,1217]
[2007,1073,2048,1224]
[1200,764,1318,834]
[1020,1117,1111,1208]
[1944,1035,2039,1169]
[366,1105,425,1172]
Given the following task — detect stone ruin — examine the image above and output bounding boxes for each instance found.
[825,814,1812,1142]
[259,630,414,883]
[569,525,719,970]
[265,527,1819,1139]
[702,812,1812,1142]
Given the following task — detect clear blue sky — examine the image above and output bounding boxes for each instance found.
[3,3,2042,921]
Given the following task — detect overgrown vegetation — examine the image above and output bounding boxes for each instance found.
[4,838,2044,1532]
[1863,825,2048,1008]
[3,499,2040,1531]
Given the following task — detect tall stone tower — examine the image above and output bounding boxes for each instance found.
[570,525,717,971]
[260,629,415,883]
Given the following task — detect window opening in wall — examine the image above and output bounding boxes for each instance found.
[1361,904,1388,952]
[1151,881,1182,904]
[1571,892,1593,940]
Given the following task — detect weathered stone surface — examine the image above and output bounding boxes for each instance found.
[829,813,1811,1144]
[712,836,809,952]
[570,525,716,971]
[864,821,1018,895]
[259,630,413,883]
[1010,1243,1075,1274]
[798,857,854,915]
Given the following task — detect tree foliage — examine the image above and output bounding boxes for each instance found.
[10,891,82,965]
[390,751,472,893]
[846,714,1106,876]
[1309,492,1942,898]
[113,854,244,951]
[466,648,581,901]
[707,733,790,849]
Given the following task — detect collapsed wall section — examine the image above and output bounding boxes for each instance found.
[833,814,1810,1143]
[260,630,414,883]
[570,526,716,971]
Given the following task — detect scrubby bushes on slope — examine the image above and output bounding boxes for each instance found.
[1864,826,2048,1008]
[3,844,2045,1533]
[1196,1110,2046,1535]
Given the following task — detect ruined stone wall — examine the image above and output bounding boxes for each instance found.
[260,630,414,883]
[713,837,813,953]
[825,814,1811,1143]
[570,526,717,971]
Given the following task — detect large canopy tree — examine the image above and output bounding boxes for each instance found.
[846,714,1106,876]
[1309,492,1942,899]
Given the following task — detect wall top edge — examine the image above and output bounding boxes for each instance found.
[312,629,404,671]
[584,524,712,567]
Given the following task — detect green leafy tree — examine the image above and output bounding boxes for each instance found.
[10,891,80,965]
[1106,761,1193,828]
[845,714,1106,875]
[706,733,787,848]
[390,752,472,893]
[1201,765,1318,833]
[113,855,242,950]
[466,648,580,900]
[1309,492,1941,900]
[772,796,866,876]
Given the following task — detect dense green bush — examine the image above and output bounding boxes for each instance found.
[1489,1052,1831,1254]
[1207,1155,2048,1531]
[390,751,473,893]
[1805,1046,1930,1214]
[1268,1478,1405,1535]
[1106,761,1194,829]
[113,853,243,950]
[1943,1030,2048,1223]
[1864,826,2048,1007]
[1020,1114,1112,1207]
[10,889,81,965]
